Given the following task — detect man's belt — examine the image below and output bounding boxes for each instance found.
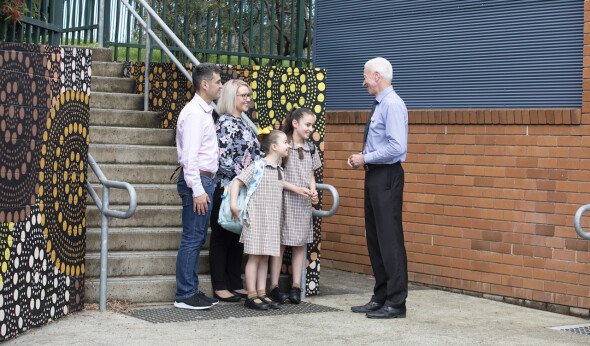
[363,162,400,171]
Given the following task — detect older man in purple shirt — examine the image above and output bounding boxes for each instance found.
[348,57,409,319]
[174,63,222,310]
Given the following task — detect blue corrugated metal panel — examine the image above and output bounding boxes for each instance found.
[313,0,583,110]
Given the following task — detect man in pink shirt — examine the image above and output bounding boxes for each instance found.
[174,63,222,310]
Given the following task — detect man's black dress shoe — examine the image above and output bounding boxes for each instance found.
[288,287,301,304]
[366,306,406,319]
[269,287,288,304]
[244,297,269,310]
[213,292,241,302]
[351,300,383,313]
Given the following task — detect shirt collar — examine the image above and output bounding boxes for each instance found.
[261,158,283,170]
[192,93,213,114]
[375,86,394,104]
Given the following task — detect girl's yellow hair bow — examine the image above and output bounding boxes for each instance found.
[257,125,273,135]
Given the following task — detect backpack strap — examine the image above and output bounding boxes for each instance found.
[244,160,265,204]
[306,140,316,155]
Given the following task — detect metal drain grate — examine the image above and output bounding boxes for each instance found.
[127,302,342,324]
[550,324,590,336]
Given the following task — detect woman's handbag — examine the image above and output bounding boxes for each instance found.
[218,160,265,234]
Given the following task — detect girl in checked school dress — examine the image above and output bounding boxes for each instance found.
[269,107,322,304]
[230,128,301,310]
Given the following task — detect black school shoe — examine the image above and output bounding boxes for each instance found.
[244,297,269,310]
[260,295,280,309]
[269,287,288,304]
[288,287,301,304]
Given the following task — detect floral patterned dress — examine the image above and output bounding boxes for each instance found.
[214,113,262,188]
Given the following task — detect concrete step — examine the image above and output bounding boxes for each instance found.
[89,126,174,146]
[85,227,213,252]
[92,61,125,78]
[84,274,290,303]
[89,109,161,128]
[89,144,177,165]
[87,164,178,184]
[87,184,179,205]
[86,205,182,228]
[92,76,135,93]
[64,46,112,63]
[85,250,202,277]
[91,92,144,110]
[85,275,180,303]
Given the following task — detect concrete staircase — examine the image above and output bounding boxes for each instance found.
[84,47,194,303]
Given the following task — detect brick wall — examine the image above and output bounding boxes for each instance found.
[319,3,590,316]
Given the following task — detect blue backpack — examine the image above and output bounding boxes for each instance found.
[218,160,265,234]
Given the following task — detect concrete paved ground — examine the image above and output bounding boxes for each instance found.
[7,268,590,345]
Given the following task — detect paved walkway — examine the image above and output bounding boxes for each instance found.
[7,268,590,345]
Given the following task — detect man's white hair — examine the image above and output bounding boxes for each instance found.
[365,57,393,82]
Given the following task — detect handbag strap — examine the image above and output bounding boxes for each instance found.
[241,112,259,135]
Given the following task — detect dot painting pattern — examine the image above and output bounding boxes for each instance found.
[0,43,90,340]
[39,90,89,277]
[123,61,326,295]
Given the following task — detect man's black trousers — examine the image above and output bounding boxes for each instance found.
[364,162,408,308]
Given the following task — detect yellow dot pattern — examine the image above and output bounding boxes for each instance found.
[40,90,88,276]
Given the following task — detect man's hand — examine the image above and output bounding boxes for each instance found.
[193,193,210,215]
[347,154,365,169]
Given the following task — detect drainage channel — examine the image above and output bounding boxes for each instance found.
[126,302,342,324]
[550,324,590,336]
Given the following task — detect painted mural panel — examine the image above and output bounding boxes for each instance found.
[124,62,326,295]
[0,43,90,340]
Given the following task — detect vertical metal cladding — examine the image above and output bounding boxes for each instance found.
[314,0,583,110]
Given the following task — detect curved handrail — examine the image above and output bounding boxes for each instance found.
[574,204,590,240]
[86,153,137,312]
[313,183,340,218]
[87,154,137,218]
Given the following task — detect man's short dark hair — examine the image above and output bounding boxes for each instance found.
[192,63,221,91]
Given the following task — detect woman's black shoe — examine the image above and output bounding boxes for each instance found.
[288,287,302,304]
[231,290,249,299]
[213,291,241,302]
[269,287,288,304]
[259,295,280,309]
[244,297,269,310]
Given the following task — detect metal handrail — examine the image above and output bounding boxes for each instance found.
[87,153,137,311]
[119,0,199,111]
[313,183,340,218]
[574,204,590,240]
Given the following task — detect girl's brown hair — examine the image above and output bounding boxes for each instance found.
[282,107,313,142]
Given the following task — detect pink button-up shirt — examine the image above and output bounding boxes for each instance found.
[176,94,219,198]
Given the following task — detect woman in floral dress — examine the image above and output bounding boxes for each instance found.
[209,79,261,302]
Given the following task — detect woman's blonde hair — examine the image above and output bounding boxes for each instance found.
[217,79,252,115]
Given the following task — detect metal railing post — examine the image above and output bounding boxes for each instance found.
[98,0,111,47]
[297,183,340,301]
[294,0,306,67]
[144,15,151,111]
[87,153,137,311]
[99,185,110,311]
[49,0,64,46]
